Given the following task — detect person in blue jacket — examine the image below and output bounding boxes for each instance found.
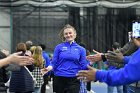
[105,42,123,93]
[77,37,140,87]
[39,44,51,93]
[41,24,89,93]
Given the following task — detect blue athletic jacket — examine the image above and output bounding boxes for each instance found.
[96,47,140,86]
[42,51,50,76]
[51,41,89,77]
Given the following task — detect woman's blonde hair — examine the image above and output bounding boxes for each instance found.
[32,46,44,68]
[30,46,36,54]
[59,24,77,42]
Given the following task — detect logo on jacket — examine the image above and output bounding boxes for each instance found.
[75,49,78,51]
[62,47,67,51]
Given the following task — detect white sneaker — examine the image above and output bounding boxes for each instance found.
[90,90,96,93]
[46,85,50,89]
[48,81,52,85]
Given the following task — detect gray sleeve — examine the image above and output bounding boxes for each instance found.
[5,64,21,71]
[119,41,138,56]
[104,41,137,68]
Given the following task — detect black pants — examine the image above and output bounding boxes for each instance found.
[40,75,49,93]
[87,82,91,91]
[123,85,128,93]
[0,83,7,93]
[53,76,80,93]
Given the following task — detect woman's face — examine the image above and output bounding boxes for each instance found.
[63,28,76,42]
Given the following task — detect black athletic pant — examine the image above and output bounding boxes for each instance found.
[41,75,49,93]
[53,76,80,93]
[87,82,91,91]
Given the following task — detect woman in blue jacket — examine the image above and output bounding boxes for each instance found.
[77,38,140,87]
[41,24,89,93]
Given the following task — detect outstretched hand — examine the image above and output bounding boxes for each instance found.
[106,51,124,63]
[41,66,52,76]
[77,65,97,82]
[86,49,103,62]
[9,52,34,66]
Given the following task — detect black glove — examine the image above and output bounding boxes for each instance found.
[106,51,124,63]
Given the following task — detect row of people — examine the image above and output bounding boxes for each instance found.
[77,33,140,93]
[0,24,93,93]
[2,23,140,93]
[9,41,51,93]
[0,40,51,93]
[0,47,34,92]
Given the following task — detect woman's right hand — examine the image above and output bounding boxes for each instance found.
[41,66,52,76]
[87,49,103,62]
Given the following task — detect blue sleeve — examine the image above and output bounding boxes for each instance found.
[123,56,131,64]
[43,53,50,68]
[50,45,59,69]
[43,52,51,76]
[96,49,140,86]
[79,48,89,70]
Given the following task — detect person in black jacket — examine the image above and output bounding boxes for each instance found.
[9,43,34,93]
[0,47,34,93]
[0,50,9,93]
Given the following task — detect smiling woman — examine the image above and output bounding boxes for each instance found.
[59,24,77,43]
[41,24,90,93]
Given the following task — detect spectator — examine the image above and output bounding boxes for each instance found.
[39,44,51,93]
[9,43,34,93]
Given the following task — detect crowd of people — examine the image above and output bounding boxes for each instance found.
[1,24,140,93]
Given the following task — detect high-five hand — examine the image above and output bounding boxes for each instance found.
[77,65,97,82]
[41,66,52,76]
[86,49,103,62]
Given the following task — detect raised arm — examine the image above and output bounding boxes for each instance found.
[0,52,34,68]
